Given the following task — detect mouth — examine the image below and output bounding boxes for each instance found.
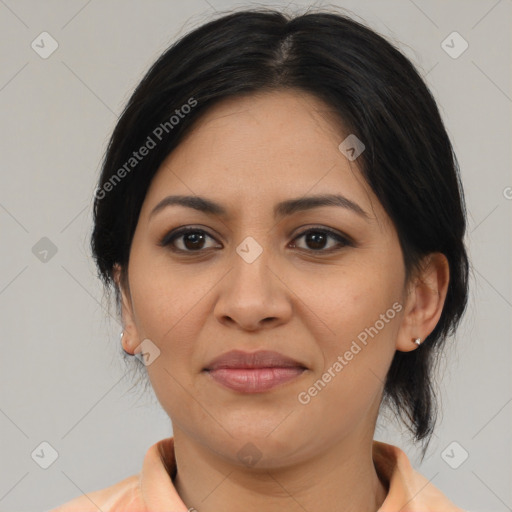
[203,350,307,393]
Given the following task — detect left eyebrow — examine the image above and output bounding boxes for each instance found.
[273,194,370,221]
[149,193,370,221]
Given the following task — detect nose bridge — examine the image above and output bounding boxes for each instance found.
[214,230,290,329]
[231,232,275,297]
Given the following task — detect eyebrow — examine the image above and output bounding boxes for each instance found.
[149,194,370,221]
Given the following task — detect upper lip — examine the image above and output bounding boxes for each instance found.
[204,350,306,371]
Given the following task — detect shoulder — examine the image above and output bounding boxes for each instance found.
[373,440,467,512]
[47,474,145,512]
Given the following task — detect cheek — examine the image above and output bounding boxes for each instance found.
[127,247,202,366]
[302,257,403,396]
[294,271,401,442]
[129,234,203,329]
[305,255,404,344]
[127,255,205,419]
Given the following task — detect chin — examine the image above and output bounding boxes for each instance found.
[215,430,307,469]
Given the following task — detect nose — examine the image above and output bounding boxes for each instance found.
[213,243,293,332]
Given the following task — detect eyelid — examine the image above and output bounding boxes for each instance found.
[292,225,354,243]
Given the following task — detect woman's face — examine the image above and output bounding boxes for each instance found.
[120,89,418,467]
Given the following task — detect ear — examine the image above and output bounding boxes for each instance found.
[114,264,140,355]
[396,253,450,352]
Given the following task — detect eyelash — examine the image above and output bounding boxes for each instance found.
[159,226,353,255]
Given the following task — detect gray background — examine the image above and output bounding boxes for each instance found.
[0,0,510,511]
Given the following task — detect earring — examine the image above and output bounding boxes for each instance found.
[413,338,422,346]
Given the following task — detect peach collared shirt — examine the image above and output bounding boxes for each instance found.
[48,437,466,511]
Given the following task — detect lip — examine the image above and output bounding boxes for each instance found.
[203,350,307,393]
[204,349,305,370]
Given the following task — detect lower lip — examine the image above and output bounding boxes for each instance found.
[205,367,306,393]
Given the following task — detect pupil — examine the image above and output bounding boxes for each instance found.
[307,232,326,250]
[185,232,204,250]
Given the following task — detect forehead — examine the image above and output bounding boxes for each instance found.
[167,89,349,172]
[140,89,383,226]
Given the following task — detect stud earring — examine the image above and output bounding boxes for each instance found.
[413,338,421,346]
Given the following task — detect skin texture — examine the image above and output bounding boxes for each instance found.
[116,89,450,512]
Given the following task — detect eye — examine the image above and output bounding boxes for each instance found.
[159,226,353,254]
[159,227,220,252]
[289,227,352,253]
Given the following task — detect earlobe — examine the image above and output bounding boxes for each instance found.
[395,253,450,352]
[119,332,134,356]
[113,264,139,355]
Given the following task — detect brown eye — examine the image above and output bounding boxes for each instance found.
[160,228,220,252]
[290,228,351,253]
[159,226,352,255]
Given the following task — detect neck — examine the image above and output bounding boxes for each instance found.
[172,429,388,512]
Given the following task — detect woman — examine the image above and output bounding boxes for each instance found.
[51,7,469,512]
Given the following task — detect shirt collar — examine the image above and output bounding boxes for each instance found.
[140,437,463,511]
